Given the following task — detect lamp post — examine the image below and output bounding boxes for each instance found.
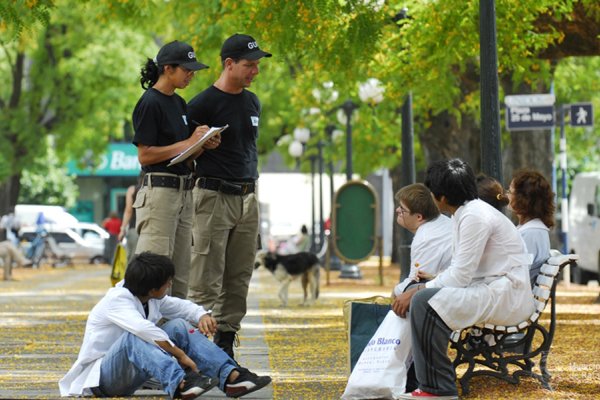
[325,125,343,271]
[317,139,325,251]
[480,0,503,182]
[340,100,360,181]
[399,92,415,280]
[289,127,318,252]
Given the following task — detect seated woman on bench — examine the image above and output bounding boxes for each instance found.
[507,169,555,285]
[393,159,535,400]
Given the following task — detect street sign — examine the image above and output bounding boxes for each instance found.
[504,94,555,107]
[570,103,594,127]
[505,106,554,131]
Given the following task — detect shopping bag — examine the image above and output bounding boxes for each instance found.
[343,296,391,373]
[110,243,127,286]
[341,310,412,400]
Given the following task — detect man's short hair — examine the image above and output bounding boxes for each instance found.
[425,158,478,207]
[395,183,440,221]
[123,252,175,297]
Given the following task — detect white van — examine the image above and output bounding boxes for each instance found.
[15,204,79,228]
[568,172,600,283]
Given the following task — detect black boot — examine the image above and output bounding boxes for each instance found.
[214,330,237,359]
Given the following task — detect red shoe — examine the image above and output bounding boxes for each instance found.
[397,388,458,399]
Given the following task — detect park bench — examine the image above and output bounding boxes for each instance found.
[450,250,579,394]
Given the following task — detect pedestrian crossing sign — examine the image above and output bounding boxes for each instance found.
[570,103,594,127]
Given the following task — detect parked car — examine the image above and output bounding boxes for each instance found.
[19,224,107,265]
[568,171,600,284]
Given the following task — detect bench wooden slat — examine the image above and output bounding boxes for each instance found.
[540,263,559,276]
[536,274,555,288]
[451,252,579,395]
[533,286,551,301]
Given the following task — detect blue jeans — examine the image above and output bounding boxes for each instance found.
[97,318,237,398]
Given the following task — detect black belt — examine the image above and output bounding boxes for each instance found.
[196,177,255,195]
[143,174,195,190]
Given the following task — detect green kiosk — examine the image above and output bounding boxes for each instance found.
[330,180,381,282]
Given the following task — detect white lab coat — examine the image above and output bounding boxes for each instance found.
[426,200,535,331]
[58,282,208,396]
[393,215,453,296]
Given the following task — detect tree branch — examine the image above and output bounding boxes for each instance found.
[535,2,600,59]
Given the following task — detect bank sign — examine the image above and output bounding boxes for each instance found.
[67,143,141,177]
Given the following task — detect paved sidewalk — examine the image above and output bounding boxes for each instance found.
[2,262,598,399]
[0,264,277,400]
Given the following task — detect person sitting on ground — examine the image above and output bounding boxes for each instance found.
[394,159,535,400]
[0,240,32,280]
[59,252,271,399]
[507,169,555,285]
[476,173,509,212]
[392,183,453,297]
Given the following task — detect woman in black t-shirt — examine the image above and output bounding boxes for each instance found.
[131,40,220,299]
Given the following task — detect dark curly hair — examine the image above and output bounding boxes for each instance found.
[510,169,555,228]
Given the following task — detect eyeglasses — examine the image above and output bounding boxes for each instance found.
[397,207,412,216]
[505,189,513,195]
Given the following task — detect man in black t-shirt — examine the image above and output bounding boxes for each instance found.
[187,34,271,360]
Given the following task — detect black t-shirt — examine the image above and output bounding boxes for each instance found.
[187,86,260,181]
[132,88,192,175]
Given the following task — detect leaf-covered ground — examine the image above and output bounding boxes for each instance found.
[259,263,600,399]
[1,262,598,399]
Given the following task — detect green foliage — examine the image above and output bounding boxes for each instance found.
[0,0,54,40]
[1,0,598,190]
[0,0,158,183]
[18,137,78,207]
[554,56,600,173]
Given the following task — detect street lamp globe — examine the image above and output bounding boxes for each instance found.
[332,129,344,141]
[336,108,359,126]
[358,78,385,105]
[288,140,304,158]
[293,127,311,144]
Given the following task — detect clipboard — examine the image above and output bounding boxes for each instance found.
[167,124,228,167]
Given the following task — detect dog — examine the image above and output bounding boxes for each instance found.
[254,250,320,306]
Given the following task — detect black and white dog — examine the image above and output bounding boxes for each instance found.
[254,250,320,306]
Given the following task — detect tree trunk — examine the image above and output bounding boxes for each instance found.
[419,111,481,169]
[501,79,554,184]
[0,174,22,216]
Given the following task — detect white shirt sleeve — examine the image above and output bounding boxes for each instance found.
[102,291,172,346]
[158,295,208,324]
[427,212,490,288]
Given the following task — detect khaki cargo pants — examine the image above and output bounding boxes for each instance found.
[134,173,194,299]
[188,187,259,332]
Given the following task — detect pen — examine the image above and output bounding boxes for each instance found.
[191,119,201,126]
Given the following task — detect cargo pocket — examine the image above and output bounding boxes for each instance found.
[136,234,171,256]
[132,191,146,209]
[192,236,211,256]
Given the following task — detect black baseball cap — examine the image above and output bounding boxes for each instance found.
[220,34,272,61]
[156,40,209,71]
